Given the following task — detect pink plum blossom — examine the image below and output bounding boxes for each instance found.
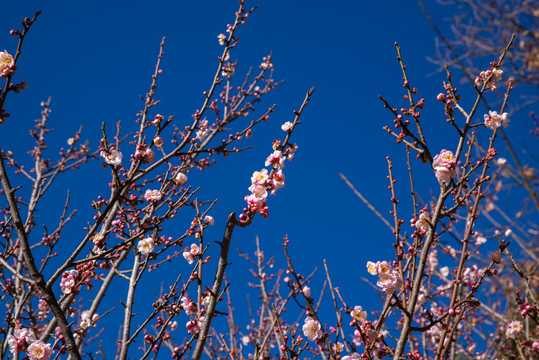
[186,319,203,335]
[302,316,322,341]
[204,215,214,225]
[342,353,361,360]
[0,50,14,78]
[367,261,403,294]
[144,189,162,202]
[181,295,196,315]
[265,150,285,169]
[60,269,79,294]
[271,170,285,194]
[137,237,154,255]
[302,286,311,297]
[432,149,457,184]
[100,149,123,166]
[411,210,430,236]
[26,340,53,360]
[7,328,35,353]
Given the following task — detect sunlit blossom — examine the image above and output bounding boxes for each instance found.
[137,237,154,255]
[302,316,322,341]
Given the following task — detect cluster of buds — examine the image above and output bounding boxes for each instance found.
[475,65,503,91]
[60,269,80,295]
[134,144,155,163]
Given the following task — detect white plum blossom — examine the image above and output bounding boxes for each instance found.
[506,320,522,339]
[251,169,269,186]
[100,149,123,166]
[183,244,200,264]
[302,316,323,341]
[281,121,293,131]
[80,310,99,329]
[144,189,162,202]
[351,305,367,322]
[175,172,188,185]
[7,328,35,353]
[484,110,509,130]
[217,33,226,45]
[302,286,311,297]
[137,237,154,255]
[367,261,403,294]
[204,215,214,225]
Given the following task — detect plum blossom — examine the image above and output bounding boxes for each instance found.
[271,170,285,194]
[302,286,311,297]
[351,305,367,322]
[341,353,361,360]
[281,121,293,131]
[366,261,403,294]
[60,269,79,294]
[475,68,503,91]
[260,56,273,70]
[217,33,226,45]
[181,295,196,315]
[245,184,268,213]
[26,340,53,360]
[175,172,187,185]
[100,149,123,166]
[251,169,269,186]
[432,149,457,184]
[265,150,285,169]
[204,215,214,225]
[186,318,203,335]
[302,316,322,341]
[506,320,522,339]
[196,120,210,142]
[0,50,14,78]
[144,189,162,202]
[183,243,200,264]
[411,209,430,236]
[134,144,155,163]
[137,237,154,255]
[484,110,509,130]
[80,310,99,329]
[7,328,35,353]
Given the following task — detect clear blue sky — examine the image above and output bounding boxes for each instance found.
[1,0,534,357]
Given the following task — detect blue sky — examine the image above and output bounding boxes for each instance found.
[1,0,535,357]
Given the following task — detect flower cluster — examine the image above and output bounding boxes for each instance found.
[60,269,80,294]
[0,50,15,78]
[475,67,503,91]
[183,243,200,264]
[100,149,123,166]
[80,310,99,329]
[367,261,403,294]
[432,149,457,184]
[7,328,53,360]
[483,110,509,130]
[505,320,522,339]
[134,144,155,163]
[302,316,323,341]
[244,136,297,218]
[137,237,154,255]
[411,208,430,237]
